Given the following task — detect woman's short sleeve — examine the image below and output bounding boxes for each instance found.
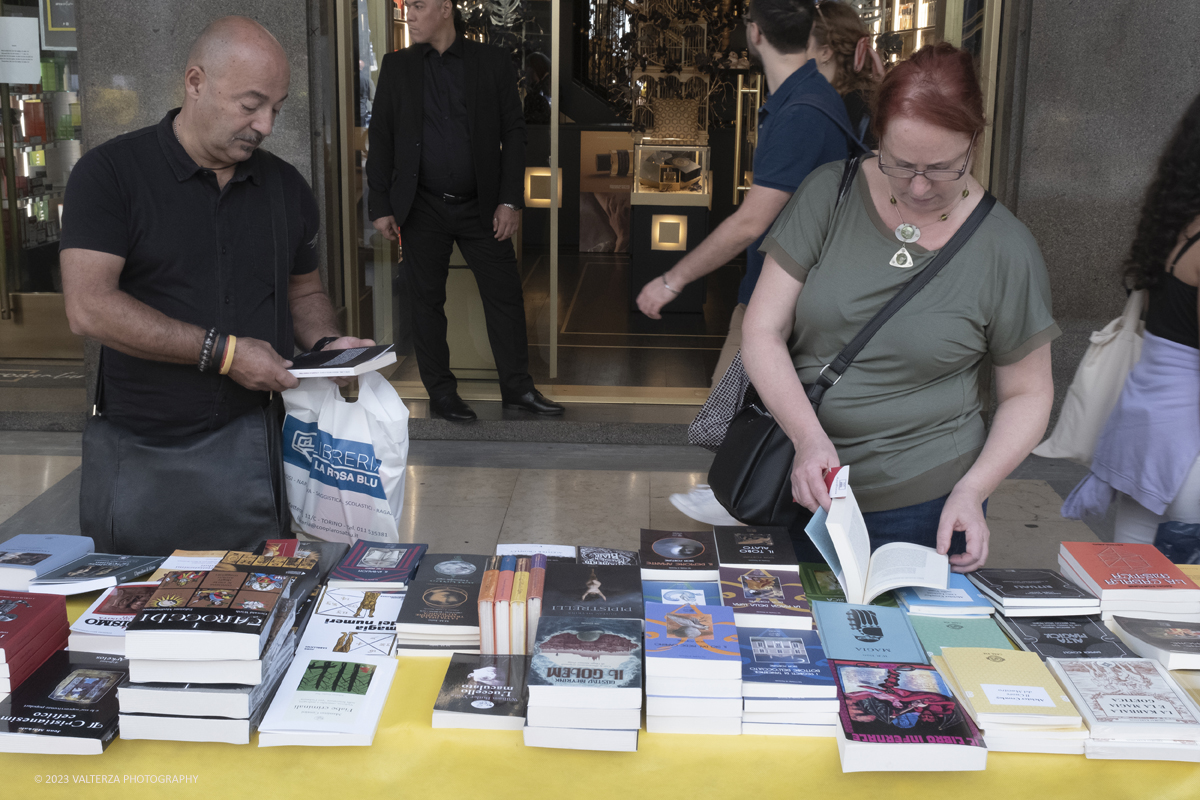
[985,216,1061,365]
[758,160,845,283]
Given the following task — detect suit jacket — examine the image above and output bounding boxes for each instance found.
[365,39,526,229]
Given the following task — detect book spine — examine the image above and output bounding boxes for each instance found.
[526,554,546,653]
[477,556,500,655]
[494,556,516,656]
[510,558,530,655]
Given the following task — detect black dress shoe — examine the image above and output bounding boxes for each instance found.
[502,389,564,416]
[429,393,477,422]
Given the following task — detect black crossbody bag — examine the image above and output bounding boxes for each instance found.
[708,160,997,527]
[79,155,292,555]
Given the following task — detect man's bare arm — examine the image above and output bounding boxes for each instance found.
[289,270,344,352]
[62,247,298,392]
[636,184,792,319]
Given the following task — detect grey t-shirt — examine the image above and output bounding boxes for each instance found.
[760,159,1060,512]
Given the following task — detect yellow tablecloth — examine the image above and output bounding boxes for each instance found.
[2,595,1198,800]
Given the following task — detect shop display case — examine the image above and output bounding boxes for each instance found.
[630,141,711,208]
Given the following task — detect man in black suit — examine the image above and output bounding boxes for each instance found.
[366,0,562,421]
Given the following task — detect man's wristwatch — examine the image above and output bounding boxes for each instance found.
[312,336,339,352]
[501,203,520,212]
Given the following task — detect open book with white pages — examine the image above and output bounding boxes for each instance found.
[803,467,949,605]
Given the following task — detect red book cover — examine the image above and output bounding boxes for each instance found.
[1060,542,1199,593]
[0,592,66,660]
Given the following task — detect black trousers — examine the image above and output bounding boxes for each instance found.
[400,190,535,400]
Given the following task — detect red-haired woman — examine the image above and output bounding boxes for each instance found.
[741,43,1058,573]
[808,0,885,148]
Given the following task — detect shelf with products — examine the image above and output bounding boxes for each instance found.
[630,141,711,208]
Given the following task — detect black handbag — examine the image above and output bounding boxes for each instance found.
[79,154,292,556]
[709,173,998,527]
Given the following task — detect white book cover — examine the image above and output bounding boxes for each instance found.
[0,534,94,589]
[259,654,396,738]
[295,586,403,657]
[69,583,158,638]
[1049,657,1200,740]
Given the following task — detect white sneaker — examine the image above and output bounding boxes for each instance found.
[669,485,741,526]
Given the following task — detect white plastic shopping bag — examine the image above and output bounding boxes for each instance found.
[281,372,409,543]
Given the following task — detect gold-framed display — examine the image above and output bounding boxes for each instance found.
[631,142,711,208]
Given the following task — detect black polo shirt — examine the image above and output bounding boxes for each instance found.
[419,37,475,196]
[61,109,320,437]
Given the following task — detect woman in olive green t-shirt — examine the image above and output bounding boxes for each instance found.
[742,44,1057,573]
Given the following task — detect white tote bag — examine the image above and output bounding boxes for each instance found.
[281,372,409,543]
[1032,290,1146,465]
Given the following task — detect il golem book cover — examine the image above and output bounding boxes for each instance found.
[435,654,530,717]
[829,660,984,748]
[718,567,810,617]
[329,542,427,585]
[737,627,833,689]
[638,530,719,572]
[644,602,739,665]
[541,563,643,620]
[125,569,290,637]
[0,650,127,749]
[527,616,642,692]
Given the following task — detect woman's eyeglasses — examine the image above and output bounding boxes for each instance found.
[877,131,977,181]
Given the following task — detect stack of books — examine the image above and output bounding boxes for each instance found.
[893,573,995,617]
[478,555,536,655]
[68,582,158,656]
[737,627,837,736]
[258,653,398,747]
[433,654,530,730]
[0,591,68,701]
[523,615,643,751]
[644,601,742,735]
[1050,657,1200,761]
[1107,616,1200,669]
[643,578,721,606]
[293,585,405,659]
[1058,542,1200,622]
[119,554,300,743]
[936,647,1087,754]
[828,659,988,772]
[325,541,426,591]
[0,534,94,591]
[394,554,487,656]
[718,566,811,630]
[968,568,1101,617]
[0,650,126,754]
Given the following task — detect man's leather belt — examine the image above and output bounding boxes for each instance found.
[441,192,476,205]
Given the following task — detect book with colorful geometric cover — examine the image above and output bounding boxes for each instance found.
[718,566,811,629]
[829,660,987,772]
[644,601,740,680]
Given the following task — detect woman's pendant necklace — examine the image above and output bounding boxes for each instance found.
[888,190,969,269]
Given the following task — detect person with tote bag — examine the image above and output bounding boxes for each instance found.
[1063,92,1200,552]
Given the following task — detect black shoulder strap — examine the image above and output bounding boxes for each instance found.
[806,191,998,409]
[1169,229,1200,274]
[261,153,289,355]
[836,155,862,208]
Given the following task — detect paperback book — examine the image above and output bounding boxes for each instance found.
[829,660,987,772]
[287,344,396,377]
[907,615,1015,658]
[68,583,158,656]
[1048,657,1200,741]
[718,566,811,630]
[327,542,427,589]
[125,569,293,661]
[0,535,94,591]
[804,469,948,605]
[1058,542,1200,606]
[639,529,720,581]
[526,616,643,707]
[737,627,835,698]
[258,654,398,747]
[797,562,898,607]
[0,592,67,661]
[810,600,928,664]
[1108,616,1200,670]
[995,614,1135,660]
[295,585,404,658]
[968,568,1100,611]
[432,653,530,730]
[28,554,164,595]
[495,544,577,563]
[644,601,740,680]
[541,563,643,621]
[713,526,798,571]
[0,650,126,755]
[939,647,1082,728]
[396,553,488,636]
[893,573,994,617]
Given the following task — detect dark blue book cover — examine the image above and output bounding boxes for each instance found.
[738,627,834,690]
[541,563,643,620]
[811,600,928,664]
[330,542,427,585]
